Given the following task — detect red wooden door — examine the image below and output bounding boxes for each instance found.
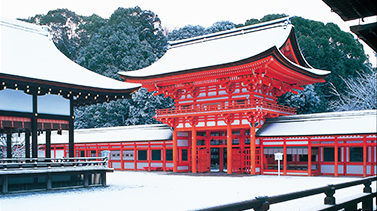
[232,148,242,174]
[197,148,211,173]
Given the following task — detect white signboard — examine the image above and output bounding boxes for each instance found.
[274,152,283,161]
[274,152,283,177]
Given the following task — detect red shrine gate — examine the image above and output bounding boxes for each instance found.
[119,18,330,174]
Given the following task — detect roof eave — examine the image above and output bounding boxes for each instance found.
[0,73,141,106]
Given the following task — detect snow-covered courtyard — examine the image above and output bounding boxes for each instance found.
[0,171,375,211]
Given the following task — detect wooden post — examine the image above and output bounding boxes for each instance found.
[148,142,151,171]
[120,148,124,171]
[308,145,312,176]
[192,126,197,173]
[363,136,367,177]
[32,93,38,158]
[2,175,8,193]
[260,144,264,175]
[173,129,178,172]
[6,131,12,158]
[334,137,338,177]
[101,172,106,186]
[227,123,232,174]
[250,123,256,175]
[133,142,137,171]
[283,138,287,175]
[68,96,74,157]
[25,130,30,158]
[324,185,336,205]
[219,147,224,172]
[45,130,51,158]
[83,173,89,187]
[163,143,166,172]
[46,173,52,190]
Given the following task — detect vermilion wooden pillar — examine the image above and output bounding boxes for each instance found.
[173,129,178,172]
[308,142,312,176]
[334,137,338,177]
[283,140,287,175]
[249,123,256,175]
[363,136,367,177]
[227,123,232,174]
[192,126,197,173]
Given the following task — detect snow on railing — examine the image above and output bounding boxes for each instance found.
[156,100,296,117]
[0,157,108,170]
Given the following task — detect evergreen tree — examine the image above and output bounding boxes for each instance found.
[168,25,207,41]
[126,88,174,125]
[20,9,83,60]
[168,21,235,41]
[277,85,322,114]
[291,16,370,105]
[21,9,373,128]
[238,14,370,113]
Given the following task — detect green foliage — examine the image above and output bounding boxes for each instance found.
[74,88,174,128]
[22,9,372,128]
[277,85,323,114]
[127,88,174,125]
[291,16,369,103]
[168,21,235,41]
[236,14,288,28]
[74,99,131,128]
[237,14,370,113]
[22,7,171,129]
[21,9,83,60]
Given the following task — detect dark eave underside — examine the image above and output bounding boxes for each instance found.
[323,0,377,21]
[350,22,377,52]
[0,73,139,106]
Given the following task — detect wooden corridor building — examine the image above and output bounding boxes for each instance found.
[0,17,140,193]
[41,110,376,177]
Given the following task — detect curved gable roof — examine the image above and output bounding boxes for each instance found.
[119,17,330,81]
[0,17,141,105]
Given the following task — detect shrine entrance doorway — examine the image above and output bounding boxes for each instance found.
[210,147,227,172]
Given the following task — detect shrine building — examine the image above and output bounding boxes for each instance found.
[118,17,333,175]
[0,17,140,193]
[43,110,376,177]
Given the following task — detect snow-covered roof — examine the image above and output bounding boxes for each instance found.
[118,17,330,80]
[38,124,172,144]
[256,110,377,137]
[0,17,141,105]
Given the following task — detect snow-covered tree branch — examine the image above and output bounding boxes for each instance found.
[329,69,377,111]
[0,133,26,158]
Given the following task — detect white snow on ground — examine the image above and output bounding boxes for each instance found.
[0,171,375,211]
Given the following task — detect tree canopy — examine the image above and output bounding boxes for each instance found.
[21,10,373,127]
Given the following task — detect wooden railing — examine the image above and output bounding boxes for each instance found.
[199,176,377,211]
[0,157,108,170]
[156,100,296,117]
